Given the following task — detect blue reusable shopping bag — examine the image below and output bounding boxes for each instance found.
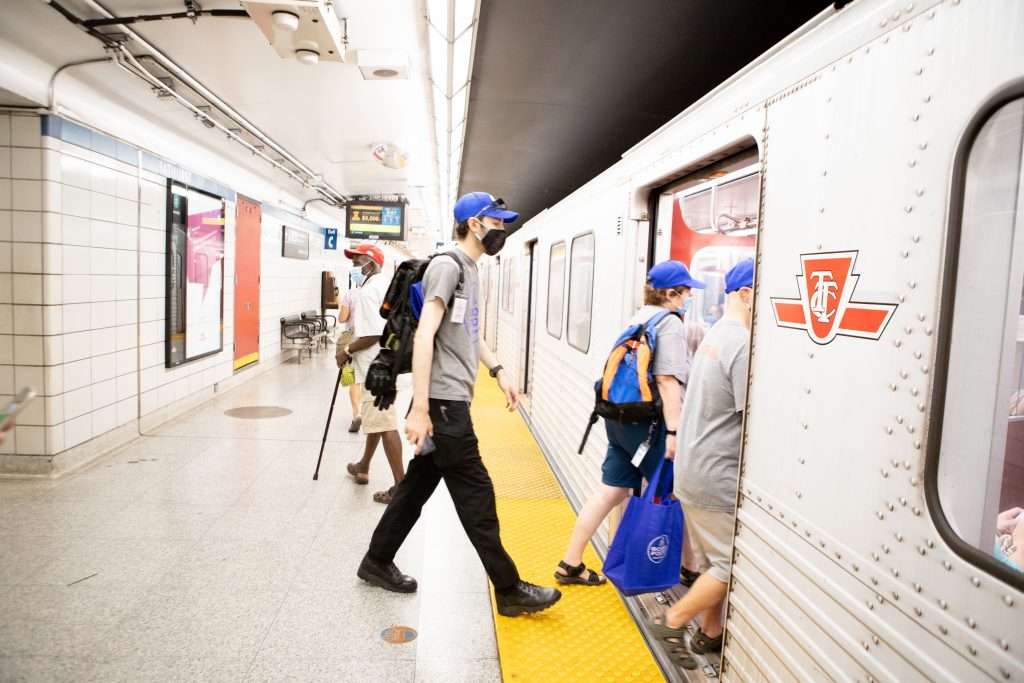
[603,458,684,596]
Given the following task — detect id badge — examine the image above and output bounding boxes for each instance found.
[450,296,468,324]
[631,439,651,467]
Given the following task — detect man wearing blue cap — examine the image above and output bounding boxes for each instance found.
[359,192,562,616]
[650,257,754,667]
[555,259,705,587]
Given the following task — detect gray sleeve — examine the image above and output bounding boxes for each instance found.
[728,336,750,413]
[652,315,687,382]
[422,258,460,311]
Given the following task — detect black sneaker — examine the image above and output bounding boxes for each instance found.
[495,581,561,616]
[348,417,362,433]
[357,555,417,593]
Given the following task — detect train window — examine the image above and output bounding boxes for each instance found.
[933,95,1024,583]
[547,242,566,338]
[714,174,759,236]
[567,233,595,352]
[679,188,712,232]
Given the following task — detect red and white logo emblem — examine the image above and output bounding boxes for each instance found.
[771,251,897,345]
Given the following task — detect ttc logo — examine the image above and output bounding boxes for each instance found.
[770,251,897,345]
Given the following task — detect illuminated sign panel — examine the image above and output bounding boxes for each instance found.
[346,201,405,241]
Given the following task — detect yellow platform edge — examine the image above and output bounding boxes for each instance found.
[471,371,663,682]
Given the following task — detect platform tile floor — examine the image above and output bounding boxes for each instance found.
[0,353,501,682]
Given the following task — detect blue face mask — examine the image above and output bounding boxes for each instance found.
[350,266,366,287]
[677,297,691,317]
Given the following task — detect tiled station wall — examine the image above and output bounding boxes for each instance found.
[0,112,347,474]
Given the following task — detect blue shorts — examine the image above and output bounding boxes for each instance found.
[600,420,666,490]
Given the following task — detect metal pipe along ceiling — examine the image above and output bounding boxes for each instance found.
[45,0,348,206]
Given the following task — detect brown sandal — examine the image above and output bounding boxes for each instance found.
[373,486,395,504]
[346,462,369,485]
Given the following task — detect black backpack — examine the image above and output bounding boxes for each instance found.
[364,252,464,409]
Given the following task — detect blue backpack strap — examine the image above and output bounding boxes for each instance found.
[644,310,680,349]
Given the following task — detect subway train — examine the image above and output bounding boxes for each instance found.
[476,0,1024,680]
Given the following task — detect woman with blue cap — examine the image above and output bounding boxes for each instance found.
[554,260,704,586]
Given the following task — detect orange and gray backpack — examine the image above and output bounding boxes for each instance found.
[577,311,679,453]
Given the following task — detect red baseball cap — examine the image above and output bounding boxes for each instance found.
[343,243,384,266]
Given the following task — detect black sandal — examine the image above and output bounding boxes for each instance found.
[668,647,699,670]
[554,560,606,586]
[373,486,395,504]
[648,615,688,645]
[690,628,723,654]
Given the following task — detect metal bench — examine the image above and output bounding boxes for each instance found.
[280,314,318,363]
[301,310,336,350]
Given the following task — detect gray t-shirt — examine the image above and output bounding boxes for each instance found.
[422,249,479,401]
[676,319,749,512]
[627,306,688,384]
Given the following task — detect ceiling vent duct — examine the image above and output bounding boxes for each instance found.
[241,0,347,63]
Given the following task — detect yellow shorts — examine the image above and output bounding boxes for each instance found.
[359,386,397,434]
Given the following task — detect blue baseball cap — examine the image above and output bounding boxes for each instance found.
[725,258,755,293]
[648,260,705,290]
[453,192,520,224]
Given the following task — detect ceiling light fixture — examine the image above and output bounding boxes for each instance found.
[295,48,320,65]
[271,10,300,32]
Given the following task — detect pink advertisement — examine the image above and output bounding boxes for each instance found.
[184,191,225,359]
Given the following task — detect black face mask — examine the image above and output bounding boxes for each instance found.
[474,221,507,255]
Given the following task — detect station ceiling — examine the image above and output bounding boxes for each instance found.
[460,0,835,228]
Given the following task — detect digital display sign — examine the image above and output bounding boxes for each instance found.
[346,201,405,241]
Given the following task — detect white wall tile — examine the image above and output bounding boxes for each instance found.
[115,372,137,400]
[11,116,40,147]
[0,364,11,393]
[91,220,117,249]
[42,244,61,274]
[13,336,43,365]
[139,274,163,299]
[0,115,9,146]
[62,275,91,304]
[90,301,116,329]
[12,210,41,242]
[12,180,42,211]
[43,395,63,426]
[42,212,61,243]
[139,365,162,392]
[62,214,89,246]
[116,323,135,351]
[60,154,91,190]
[139,320,164,346]
[0,210,10,240]
[0,335,11,364]
[62,302,90,333]
[90,327,116,357]
[115,250,136,276]
[0,148,10,178]
[12,243,42,273]
[62,185,90,218]
[140,342,162,369]
[42,274,61,306]
[116,198,136,225]
[13,365,42,395]
[42,305,61,335]
[115,300,136,325]
[116,348,137,375]
[91,275,117,302]
[64,385,92,420]
[116,173,137,200]
[90,164,116,196]
[12,149,41,180]
[140,180,163,206]
[115,275,137,300]
[90,247,116,275]
[139,388,158,416]
[62,245,90,275]
[139,298,163,322]
[64,414,92,448]
[91,192,117,222]
[43,365,62,396]
[12,305,42,335]
[139,228,164,253]
[12,274,41,304]
[63,330,91,363]
[0,179,10,210]
[17,396,44,426]
[42,334,62,366]
[42,150,60,183]
[0,305,10,334]
[14,426,44,454]
[0,243,9,272]
[93,403,117,435]
[42,181,61,213]
[116,397,136,426]
[64,358,91,391]
[92,378,116,409]
[116,224,137,251]
[139,200,163,229]
[46,424,64,454]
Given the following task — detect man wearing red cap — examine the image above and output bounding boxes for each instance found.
[336,243,405,503]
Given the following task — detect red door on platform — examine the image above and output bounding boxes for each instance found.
[234,197,261,370]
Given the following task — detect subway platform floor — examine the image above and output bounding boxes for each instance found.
[0,352,499,682]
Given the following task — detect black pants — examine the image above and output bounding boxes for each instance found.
[367,399,520,591]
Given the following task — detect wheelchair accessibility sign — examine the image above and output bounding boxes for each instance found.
[323,228,338,250]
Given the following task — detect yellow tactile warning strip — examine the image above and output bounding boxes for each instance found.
[472,373,663,682]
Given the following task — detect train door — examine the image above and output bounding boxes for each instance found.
[621,216,651,322]
[521,240,538,404]
[233,196,261,370]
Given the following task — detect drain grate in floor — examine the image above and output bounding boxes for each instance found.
[224,406,293,419]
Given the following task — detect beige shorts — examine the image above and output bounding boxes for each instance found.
[358,386,397,434]
[683,504,736,584]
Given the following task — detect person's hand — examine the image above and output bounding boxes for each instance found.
[665,434,676,461]
[405,407,433,455]
[997,507,1024,535]
[0,417,12,447]
[335,347,350,369]
[497,371,518,412]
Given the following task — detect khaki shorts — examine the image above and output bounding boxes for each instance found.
[683,505,736,584]
[358,386,397,434]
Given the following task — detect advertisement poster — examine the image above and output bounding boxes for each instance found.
[282,225,310,259]
[166,182,226,367]
[346,201,405,241]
